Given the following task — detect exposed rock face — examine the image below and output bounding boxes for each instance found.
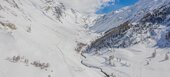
[0,21,17,30]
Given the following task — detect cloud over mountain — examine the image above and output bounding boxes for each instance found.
[58,0,115,14]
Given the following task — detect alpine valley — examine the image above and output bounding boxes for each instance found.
[0,0,170,77]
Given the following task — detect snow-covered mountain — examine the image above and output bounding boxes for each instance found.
[0,0,102,77]
[82,0,170,77]
[91,0,169,33]
[86,0,170,52]
[1,0,170,77]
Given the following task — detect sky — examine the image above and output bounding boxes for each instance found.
[58,0,138,14]
[96,0,139,14]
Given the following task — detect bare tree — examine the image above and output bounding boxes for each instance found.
[109,55,115,66]
[160,52,169,62]
[148,50,157,59]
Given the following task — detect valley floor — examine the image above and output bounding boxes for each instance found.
[82,44,170,77]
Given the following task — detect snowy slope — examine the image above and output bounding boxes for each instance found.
[0,0,103,77]
[82,0,170,77]
[1,0,170,77]
[83,44,170,77]
[90,0,169,33]
[86,0,170,51]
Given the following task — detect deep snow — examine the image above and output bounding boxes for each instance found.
[0,0,170,77]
